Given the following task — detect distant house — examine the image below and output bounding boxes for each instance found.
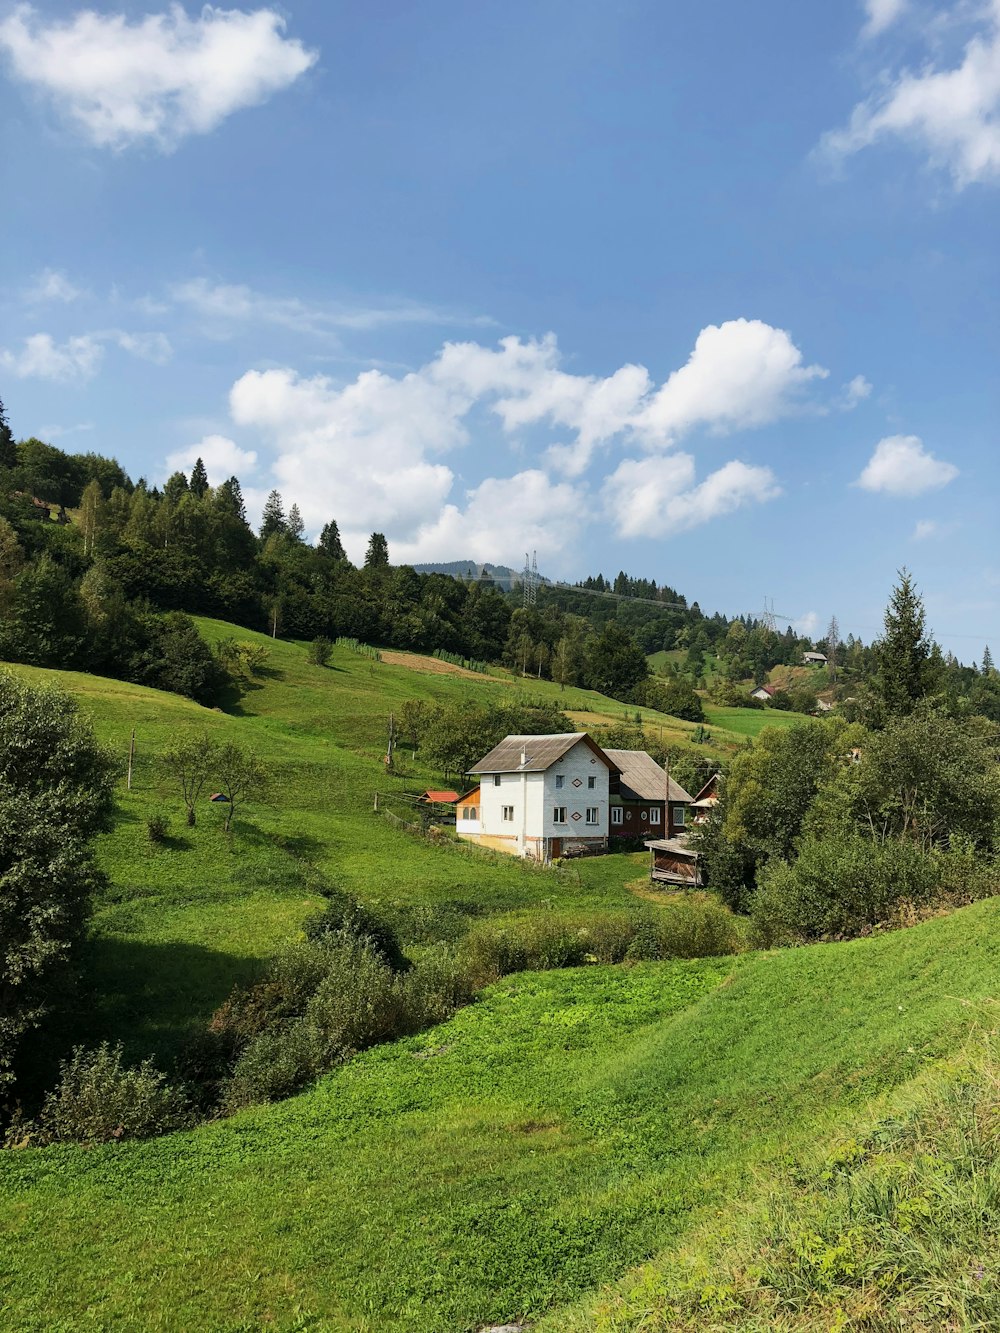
[603,749,693,840]
[646,837,703,887]
[689,773,721,825]
[459,733,619,861]
[417,789,461,806]
[815,698,834,713]
[750,684,775,702]
[802,651,828,665]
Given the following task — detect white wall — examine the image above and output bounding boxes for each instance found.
[477,739,610,843]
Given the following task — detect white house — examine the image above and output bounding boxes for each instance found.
[458,733,619,861]
[802,651,828,665]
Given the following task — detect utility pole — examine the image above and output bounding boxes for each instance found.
[126,727,136,791]
[385,713,396,770]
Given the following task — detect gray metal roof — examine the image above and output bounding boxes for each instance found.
[469,733,616,774]
[604,749,693,803]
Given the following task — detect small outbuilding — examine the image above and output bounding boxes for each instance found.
[750,684,775,702]
[802,651,828,665]
[417,789,461,806]
[645,837,703,888]
[689,773,721,825]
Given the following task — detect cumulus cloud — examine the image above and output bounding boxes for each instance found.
[392,470,586,566]
[0,4,317,151]
[795,610,820,636]
[856,434,959,495]
[25,268,85,303]
[862,0,908,39]
[635,318,828,450]
[214,321,833,560]
[165,434,259,485]
[172,278,492,337]
[841,374,874,408]
[0,332,103,381]
[602,455,782,539]
[114,330,173,364]
[822,0,1000,186]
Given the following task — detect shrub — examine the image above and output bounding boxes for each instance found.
[751,836,942,945]
[302,886,409,972]
[307,636,332,667]
[11,1042,189,1145]
[400,946,475,1030]
[146,813,169,843]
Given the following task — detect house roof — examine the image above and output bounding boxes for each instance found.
[645,837,700,858]
[455,785,480,804]
[803,651,827,662]
[603,749,693,803]
[751,684,775,696]
[419,789,461,804]
[691,773,721,807]
[468,733,619,775]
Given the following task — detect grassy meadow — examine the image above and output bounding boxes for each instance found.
[2,621,997,1331]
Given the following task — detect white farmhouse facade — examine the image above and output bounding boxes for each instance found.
[458,733,619,861]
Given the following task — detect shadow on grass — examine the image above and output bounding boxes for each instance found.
[79,936,264,1069]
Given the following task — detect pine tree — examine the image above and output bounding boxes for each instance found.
[189,458,209,499]
[318,520,346,560]
[288,503,305,540]
[259,490,287,541]
[983,645,995,676]
[871,569,935,717]
[826,614,840,683]
[0,396,15,470]
[216,476,247,521]
[364,532,389,569]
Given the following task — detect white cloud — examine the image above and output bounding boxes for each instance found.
[856,434,959,495]
[391,470,586,567]
[114,330,173,364]
[25,268,85,303]
[220,324,818,558]
[171,278,492,337]
[822,1,1000,186]
[912,517,941,540]
[636,318,828,449]
[841,374,873,407]
[0,4,317,151]
[794,611,820,636]
[862,0,908,39]
[0,332,103,381]
[603,455,781,539]
[165,434,259,485]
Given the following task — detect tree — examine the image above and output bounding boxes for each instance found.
[307,636,332,667]
[162,733,219,827]
[0,396,15,470]
[870,570,936,718]
[364,532,389,570]
[214,742,269,834]
[826,614,840,684]
[319,520,346,560]
[288,504,305,541]
[0,517,23,613]
[259,490,287,541]
[0,672,116,1112]
[79,478,105,557]
[983,645,995,677]
[189,458,209,499]
[586,621,649,700]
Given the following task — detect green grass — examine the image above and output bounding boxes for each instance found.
[5,901,1000,1330]
[703,704,812,737]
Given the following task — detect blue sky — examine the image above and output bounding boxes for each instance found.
[1,0,998,656]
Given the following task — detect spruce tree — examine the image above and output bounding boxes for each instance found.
[0,396,15,470]
[288,503,305,540]
[364,532,389,569]
[319,519,346,560]
[871,569,935,717]
[259,490,287,540]
[189,458,209,498]
[983,645,995,676]
[216,476,247,521]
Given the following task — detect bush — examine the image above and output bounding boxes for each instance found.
[302,886,409,971]
[307,636,332,667]
[751,836,942,945]
[146,813,169,843]
[400,945,475,1030]
[9,1042,189,1145]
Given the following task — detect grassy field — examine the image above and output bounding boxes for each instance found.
[2,624,994,1331]
[4,900,1000,1330]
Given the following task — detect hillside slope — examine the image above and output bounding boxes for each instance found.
[3,901,1000,1330]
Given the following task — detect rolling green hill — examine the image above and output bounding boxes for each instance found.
[2,623,997,1331]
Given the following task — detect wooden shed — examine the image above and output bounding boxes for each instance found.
[645,837,703,888]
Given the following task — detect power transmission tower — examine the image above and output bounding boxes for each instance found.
[762,596,778,636]
[522,551,537,608]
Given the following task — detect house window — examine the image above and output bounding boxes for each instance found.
[502,805,514,822]
[649,807,661,825]
[587,775,596,789]
[555,774,565,789]
[553,807,567,824]
[462,806,478,821]
[493,775,502,787]
[585,807,599,825]
[673,807,686,827]
[611,807,623,826]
